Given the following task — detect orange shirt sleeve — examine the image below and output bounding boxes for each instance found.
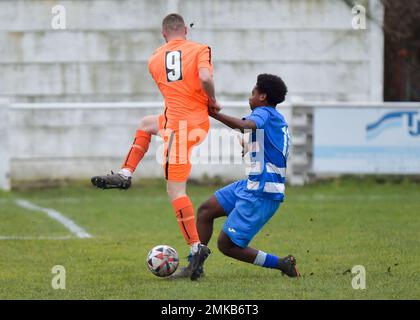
[147,54,157,83]
[197,46,213,75]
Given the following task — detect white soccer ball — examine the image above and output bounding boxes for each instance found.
[146,245,179,277]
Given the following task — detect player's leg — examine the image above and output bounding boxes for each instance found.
[196,195,228,245]
[219,196,300,278]
[170,181,240,280]
[120,115,160,174]
[217,231,300,277]
[165,125,201,251]
[91,115,160,189]
[196,180,239,246]
[167,179,210,280]
[167,180,197,249]
[166,120,211,249]
[169,191,230,280]
[167,122,211,280]
[167,180,200,248]
[189,180,240,280]
[170,195,231,280]
[217,231,258,262]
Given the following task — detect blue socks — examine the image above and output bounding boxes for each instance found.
[253,251,280,269]
[263,253,280,269]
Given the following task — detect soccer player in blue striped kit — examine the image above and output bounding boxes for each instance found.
[174,74,301,279]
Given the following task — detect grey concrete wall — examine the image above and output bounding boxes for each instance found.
[6,102,292,184]
[0,0,383,103]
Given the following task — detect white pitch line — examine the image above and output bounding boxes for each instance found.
[0,236,73,240]
[15,199,92,239]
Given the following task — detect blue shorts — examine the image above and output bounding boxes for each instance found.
[214,179,281,248]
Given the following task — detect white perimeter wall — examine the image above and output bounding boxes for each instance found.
[0,0,384,102]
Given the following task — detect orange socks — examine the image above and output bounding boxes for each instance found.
[122,130,151,172]
[123,130,200,247]
[171,196,200,245]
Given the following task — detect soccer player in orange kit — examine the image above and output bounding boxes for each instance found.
[91,13,221,280]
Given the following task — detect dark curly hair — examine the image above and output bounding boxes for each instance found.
[256,74,288,106]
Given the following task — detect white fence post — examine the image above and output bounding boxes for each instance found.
[0,99,11,191]
[289,102,313,186]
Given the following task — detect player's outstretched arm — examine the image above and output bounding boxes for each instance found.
[199,68,221,113]
[210,111,256,133]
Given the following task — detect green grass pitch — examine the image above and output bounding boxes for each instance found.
[0,178,419,299]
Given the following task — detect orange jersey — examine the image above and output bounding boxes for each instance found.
[148,39,213,128]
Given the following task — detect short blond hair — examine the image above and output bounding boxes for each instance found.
[162,13,185,32]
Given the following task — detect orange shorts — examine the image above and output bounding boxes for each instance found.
[158,115,209,182]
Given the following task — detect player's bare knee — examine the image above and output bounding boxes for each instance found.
[166,184,186,202]
[138,115,157,134]
[138,116,149,130]
[166,188,182,202]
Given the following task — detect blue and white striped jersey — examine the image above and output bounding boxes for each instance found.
[243,106,290,201]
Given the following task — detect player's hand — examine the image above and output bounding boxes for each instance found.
[208,106,217,118]
[236,134,249,157]
[208,98,222,115]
